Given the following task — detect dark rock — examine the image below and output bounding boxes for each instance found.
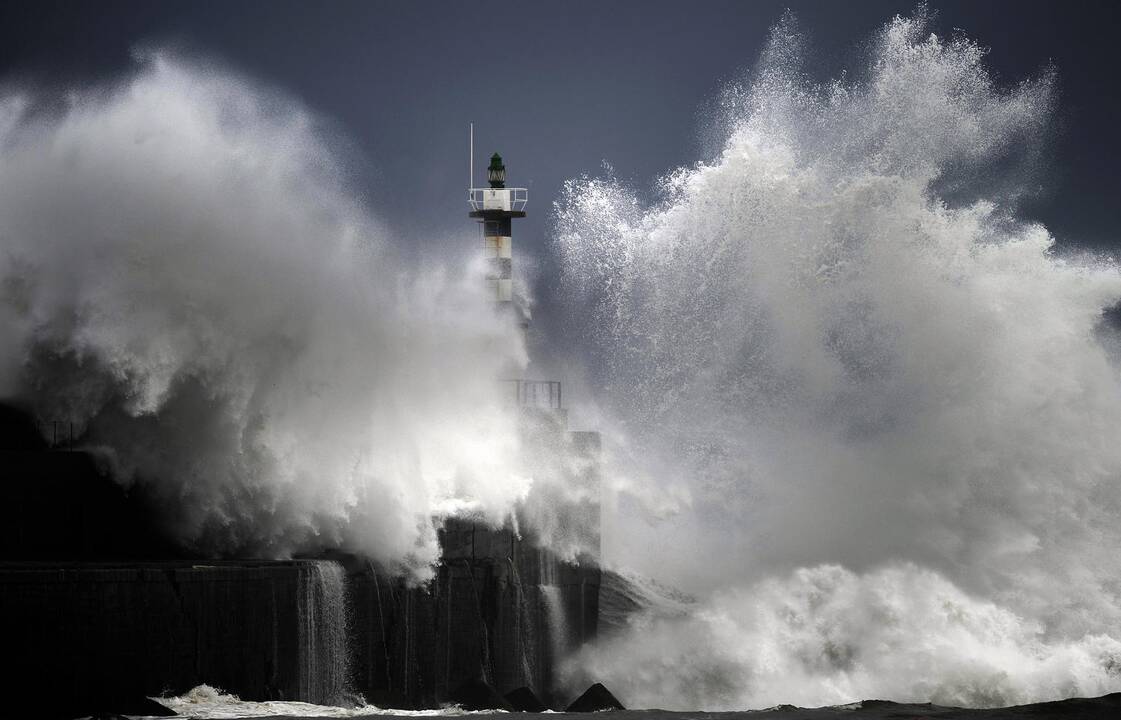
[565,683,625,712]
[449,677,515,711]
[505,686,548,712]
[1004,692,1121,719]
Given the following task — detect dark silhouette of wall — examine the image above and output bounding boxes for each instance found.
[1,561,309,718]
[0,402,183,561]
[0,402,603,715]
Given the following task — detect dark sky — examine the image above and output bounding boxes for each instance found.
[2,0,1119,346]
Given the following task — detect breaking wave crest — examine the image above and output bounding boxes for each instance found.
[556,8,1121,709]
[0,52,530,576]
[569,564,1121,710]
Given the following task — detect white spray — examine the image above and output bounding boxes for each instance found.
[556,9,1121,710]
[0,52,533,577]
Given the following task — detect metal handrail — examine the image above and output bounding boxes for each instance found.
[468,187,528,212]
[37,419,76,450]
[498,379,562,409]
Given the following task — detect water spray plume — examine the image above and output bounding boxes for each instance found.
[0,52,531,576]
[556,9,1121,709]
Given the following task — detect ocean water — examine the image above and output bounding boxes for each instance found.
[142,685,1121,719]
[153,684,480,718]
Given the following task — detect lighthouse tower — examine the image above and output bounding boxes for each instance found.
[469,151,528,330]
[468,141,559,409]
[466,136,602,568]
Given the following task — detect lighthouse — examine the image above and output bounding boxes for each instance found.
[465,133,602,568]
[469,151,528,329]
[468,139,557,408]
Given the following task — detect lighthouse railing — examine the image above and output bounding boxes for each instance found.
[468,187,528,212]
[498,379,562,410]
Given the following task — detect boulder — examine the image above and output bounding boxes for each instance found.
[505,686,548,712]
[449,678,515,711]
[565,683,625,712]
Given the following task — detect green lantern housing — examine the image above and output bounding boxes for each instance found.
[487,153,506,188]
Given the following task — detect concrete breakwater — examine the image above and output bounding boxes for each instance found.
[351,520,600,709]
[1,560,337,714]
[1,560,362,711]
[0,527,599,716]
[0,404,602,715]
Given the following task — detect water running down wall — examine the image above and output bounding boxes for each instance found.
[299,562,351,706]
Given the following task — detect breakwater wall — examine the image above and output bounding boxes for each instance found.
[349,520,600,709]
[0,536,598,715]
[0,560,348,717]
[0,404,602,715]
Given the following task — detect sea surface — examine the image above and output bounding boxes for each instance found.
[133,687,1121,720]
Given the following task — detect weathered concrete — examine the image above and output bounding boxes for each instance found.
[347,520,600,709]
[0,560,341,717]
[0,529,600,714]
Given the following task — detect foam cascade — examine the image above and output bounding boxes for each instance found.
[540,584,570,661]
